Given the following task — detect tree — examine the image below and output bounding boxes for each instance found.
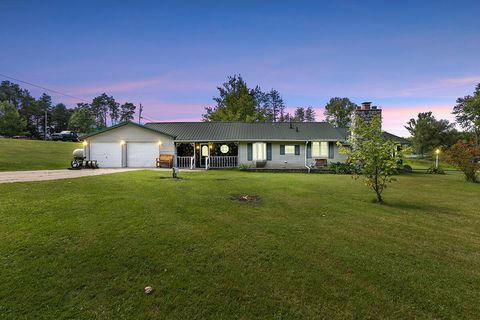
[35,93,53,137]
[119,102,136,122]
[453,83,480,145]
[405,112,458,156]
[267,89,285,122]
[446,139,480,183]
[294,107,305,122]
[91,93,117,127]
[305,107,316,122]
[50,103,72,133]
[339,116,404,203]
[0,101,27,136]
[202,75,266,122]
[324,97,357,127]
[68,106,96,133]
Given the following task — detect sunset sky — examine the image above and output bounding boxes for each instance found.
[1,0,480,136]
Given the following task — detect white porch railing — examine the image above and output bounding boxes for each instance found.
[209,156,238,168]
[176,156,194,169]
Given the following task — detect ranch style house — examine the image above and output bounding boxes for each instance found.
[81,103,408,170]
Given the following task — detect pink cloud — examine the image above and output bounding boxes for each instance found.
[66,73,216,96]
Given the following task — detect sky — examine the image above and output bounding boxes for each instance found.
[1,0,480,136]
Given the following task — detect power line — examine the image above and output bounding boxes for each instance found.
[0,73,90,103]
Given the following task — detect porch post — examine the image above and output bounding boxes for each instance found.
[192,142,195,169]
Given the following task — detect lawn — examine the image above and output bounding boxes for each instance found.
[0,170,479,319]
[0,138,82,171]
[405,157,456,170]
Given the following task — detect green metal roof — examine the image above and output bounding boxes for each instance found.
[144,121,346,141]
[336,127,410,145]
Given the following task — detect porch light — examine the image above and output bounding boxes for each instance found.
[158,140,162,146]
[82,141,88,146]
[120,140,126,145]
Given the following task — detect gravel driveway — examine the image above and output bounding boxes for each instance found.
[0,168,140,184]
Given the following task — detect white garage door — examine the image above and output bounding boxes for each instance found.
[90,143,122,167]
[127,142,158,167]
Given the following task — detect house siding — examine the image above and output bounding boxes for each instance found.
[238,141,346,169]
[85,124,175,162]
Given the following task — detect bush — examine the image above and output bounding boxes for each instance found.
[446,140,480,183]
[401,164,413,173]
[426,166,445,174]
[329,162,356,174]
[238,164,252,171]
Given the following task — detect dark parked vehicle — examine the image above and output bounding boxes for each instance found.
[51,131,80,142]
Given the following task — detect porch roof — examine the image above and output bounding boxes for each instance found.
[144,121,346,142]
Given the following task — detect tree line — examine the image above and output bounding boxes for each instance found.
[0,80,138,137]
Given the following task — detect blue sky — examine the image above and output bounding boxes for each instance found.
[1,0,479,135]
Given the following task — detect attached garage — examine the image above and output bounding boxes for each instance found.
[127,142,159,167]
[90,142,122,167]
[82,122,175,168]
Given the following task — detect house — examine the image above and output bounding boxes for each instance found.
[81,103,408,169]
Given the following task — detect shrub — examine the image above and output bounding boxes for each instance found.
[401,164,413,173]
[238,164,252,171]
[329,162,355,174]
[446,139,480,183]
[426,166,445,174]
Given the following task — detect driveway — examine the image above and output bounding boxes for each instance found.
[0,168,140,184]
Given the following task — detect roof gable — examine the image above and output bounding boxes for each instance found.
[81,121,175,139]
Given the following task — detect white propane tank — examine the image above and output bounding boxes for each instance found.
[73,149,85,159]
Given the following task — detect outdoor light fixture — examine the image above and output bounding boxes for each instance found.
[158,140,162,146]
[120,140,126,145]
[82,141,88,146]
[435,148,440,168]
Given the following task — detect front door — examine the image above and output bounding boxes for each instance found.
[200,143,209,167]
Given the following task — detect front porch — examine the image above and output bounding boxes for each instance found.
[175,142,239,169]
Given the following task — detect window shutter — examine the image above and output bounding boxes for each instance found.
[306,142,312,158]
[266,143,272,161]
[294,145,300,155]
[328,142,334,159]
[280,145,285,155]
[247,143,253,161]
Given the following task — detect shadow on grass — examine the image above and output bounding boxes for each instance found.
[384,200,455,215]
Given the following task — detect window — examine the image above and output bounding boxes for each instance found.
[312,142,328,157]
[252,142,266,160]
[285,145,295,154]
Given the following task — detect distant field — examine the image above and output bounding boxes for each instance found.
[0,138,82,171]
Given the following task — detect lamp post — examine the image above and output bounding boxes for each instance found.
[435,148,440,169]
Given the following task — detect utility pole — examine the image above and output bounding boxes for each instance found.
[44,110,47,140]
[138,103,143,124]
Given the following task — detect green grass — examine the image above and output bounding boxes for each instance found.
[405,158,456,170]
[1,170,479,319]
[0,138,82,171]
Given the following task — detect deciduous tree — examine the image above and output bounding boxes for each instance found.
[203,75,265,122]
[68,106,96,134]
[405,112,458,156]
[324,97,357,127]
[339,116,404,203]
[0,101,27,136]
[453,83,480,145]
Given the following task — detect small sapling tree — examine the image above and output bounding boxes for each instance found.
[339,116,405,203]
